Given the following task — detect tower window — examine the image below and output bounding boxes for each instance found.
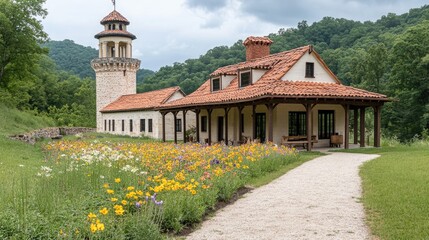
[119,24,123,30]
[108,24,112,30]
[112,24,116,30]
[306,62,315,78]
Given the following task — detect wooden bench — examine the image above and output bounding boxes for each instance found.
[281,135,318,148]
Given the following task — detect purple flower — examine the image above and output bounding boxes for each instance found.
[135,201,142,208]
[154,200,163,206]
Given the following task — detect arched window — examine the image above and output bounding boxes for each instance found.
[108,24,112,30]
[112,24,116,30]
[119,24,123,30]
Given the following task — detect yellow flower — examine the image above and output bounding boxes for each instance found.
[136,190,143,196]
[90,223,97,233]
[111,197,118,202]
[87,212,97,219]
[103,183,109,188]
[121,200,128,206]
[190,189,197,195]
[115,178,121,183]
[99,207,109,215]
[106,189,114,194]
[114,205,124,215]
[96,220,105,231]
[127,186,135,191]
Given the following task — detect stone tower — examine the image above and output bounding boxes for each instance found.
[91,10,141,132]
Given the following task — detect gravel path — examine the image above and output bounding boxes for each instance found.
[187,152,379,240]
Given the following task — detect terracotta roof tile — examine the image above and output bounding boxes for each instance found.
[211,46,308,76]
[101,87,182,113]
[162,80,388,109]
[95,29,136,40]
[101,10,130,25]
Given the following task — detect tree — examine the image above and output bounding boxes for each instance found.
[0,0,47,83]
[386,21,429,139]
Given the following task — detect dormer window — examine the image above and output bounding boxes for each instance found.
[112,24,116,30]
[305,62,314,78]
[212,78,220,92]
[240,71,251,88]
[119,24,123,30]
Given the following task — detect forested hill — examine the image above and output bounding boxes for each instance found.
[44,40,98,79]
[141,5,429,95]
[44,40,155,82]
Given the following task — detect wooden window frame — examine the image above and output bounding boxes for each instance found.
[201,116,207,132]
[148,119,153,133]
[305,62,315,78]
[211,77,221,92]
[239,70,252,88]
[140,119,145,132]
[318,110,335,139]
[288,111,307,136]
[175,119,182,132]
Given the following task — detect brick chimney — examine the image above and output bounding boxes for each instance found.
[243,36,273,61]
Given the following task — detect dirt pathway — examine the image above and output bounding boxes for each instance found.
[187,152,379,240]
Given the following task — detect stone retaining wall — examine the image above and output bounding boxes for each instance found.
[10,127,95,144]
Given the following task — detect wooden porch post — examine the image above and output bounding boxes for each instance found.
[374,105,382,147]
[305,103,312,151]
[360,107,366,147]
[354,108,359,144]
[173,111,178,144]
[238,106,244,143]
[183,110,187,143]
[266,103,274,143]
[224,108,230,145]
[343,104,350,149]
[161,112,167,142]
[207,109,212,145]
[195,109,200,143]
[252,105,256,140]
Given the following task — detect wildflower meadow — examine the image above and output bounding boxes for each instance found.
[0,140,299,239]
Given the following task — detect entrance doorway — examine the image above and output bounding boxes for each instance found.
[255,113,266,142]
[217,116,224,142]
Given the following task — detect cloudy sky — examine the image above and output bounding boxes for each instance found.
[42,0,427,71]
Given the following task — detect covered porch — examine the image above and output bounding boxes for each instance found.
[159,97,384,151]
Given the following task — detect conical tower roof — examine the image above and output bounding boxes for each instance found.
[100,10,130,25]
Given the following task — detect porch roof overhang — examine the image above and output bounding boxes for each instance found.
[157,95,391,112]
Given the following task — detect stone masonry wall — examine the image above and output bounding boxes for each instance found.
[10,127,95,144]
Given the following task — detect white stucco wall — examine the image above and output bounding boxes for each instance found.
[221,75,235,90]
[281,52,337,83]
[252,69,267,84]
[196,104,346,147]
[100,110,195,141]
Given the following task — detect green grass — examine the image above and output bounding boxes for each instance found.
[345,143,429,239]
[247,151,324,187]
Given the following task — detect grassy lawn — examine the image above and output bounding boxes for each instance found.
[345,143,429,239]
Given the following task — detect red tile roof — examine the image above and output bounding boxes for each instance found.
[211,46,308,76]
[95,30,136,40]
[101,87,183,113]
[243,36,273,46]
[160,45,389,109]
[101,10,130,25]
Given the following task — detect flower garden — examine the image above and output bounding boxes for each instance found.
[0,140,300,239]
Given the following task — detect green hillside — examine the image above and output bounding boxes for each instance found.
[0,104,54,136]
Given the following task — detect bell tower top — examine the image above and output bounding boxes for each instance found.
[94,8,137,58]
